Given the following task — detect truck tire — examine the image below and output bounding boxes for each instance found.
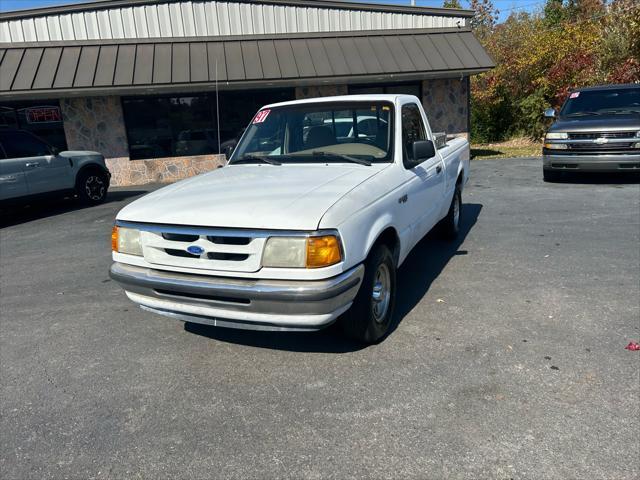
[340,244,396,344]
[543,169,561,182]
[440,185,462,240]
[77,169,109,205]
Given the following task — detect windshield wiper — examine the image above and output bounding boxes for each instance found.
[565,111,601,117]
[232,154,281,166]
[310,151,372,166]
[598,109,640,115]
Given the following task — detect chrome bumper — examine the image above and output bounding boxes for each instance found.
[543,153,640,172]
[109,262,364,331]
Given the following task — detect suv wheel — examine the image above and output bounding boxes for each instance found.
[77,170,109,204]
[340,244,396,344]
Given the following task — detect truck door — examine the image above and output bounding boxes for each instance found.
[400,102,446,245]
[1,131,71,195]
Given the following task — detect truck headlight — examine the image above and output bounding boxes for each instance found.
[544,143,568,150]
[545,132,568,140]
[262,234,342,268]
[112,226,142,256]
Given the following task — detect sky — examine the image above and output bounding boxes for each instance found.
[0,0,543,21]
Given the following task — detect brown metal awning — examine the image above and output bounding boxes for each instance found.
[0,28,494,99]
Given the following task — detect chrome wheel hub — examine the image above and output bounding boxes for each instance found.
[372,263,391,323]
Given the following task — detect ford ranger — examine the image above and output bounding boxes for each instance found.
[543,83,640,181]
[110,95,469,343]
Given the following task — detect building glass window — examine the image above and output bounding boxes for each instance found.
[122,89,294,160]
[0,100,68,151]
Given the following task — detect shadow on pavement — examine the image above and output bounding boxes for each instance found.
[390,203,482,337]
[547,171,640,185]
[184,322,367,353]
[185,203,483,352]
[0,190,147,228]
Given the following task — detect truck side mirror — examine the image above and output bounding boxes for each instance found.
[411,140,436,163]
[544,108,557,119]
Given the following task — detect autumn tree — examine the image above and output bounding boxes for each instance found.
[469,0,500,40]
[469,0,640,142]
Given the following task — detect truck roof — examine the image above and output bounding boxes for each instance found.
[262,94,418,109]
[572,83,639,93]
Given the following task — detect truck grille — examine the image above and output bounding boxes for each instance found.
[568,142,635,151]
[563,131,639,152]
[140,226,267,273]
[568,131,635,140]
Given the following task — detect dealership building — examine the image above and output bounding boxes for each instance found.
[0,0,493,186]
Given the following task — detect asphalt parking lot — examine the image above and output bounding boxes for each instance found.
[1,158,639,479]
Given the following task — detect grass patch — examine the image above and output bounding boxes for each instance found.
[471,138,542,160]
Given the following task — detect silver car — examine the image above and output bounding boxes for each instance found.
[0,129,111,204]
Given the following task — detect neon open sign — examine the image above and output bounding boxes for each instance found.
[25,106,62,124]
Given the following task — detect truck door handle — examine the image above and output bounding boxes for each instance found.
[25,162,40,168]
[436,165,442,174]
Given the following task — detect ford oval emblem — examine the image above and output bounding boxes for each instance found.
[186,245,205,255]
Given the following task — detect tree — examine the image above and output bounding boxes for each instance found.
[469,0,639,142]
[469,0,500,40]
[443,0,462,8]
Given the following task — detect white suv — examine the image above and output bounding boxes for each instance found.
[0,129,111,204]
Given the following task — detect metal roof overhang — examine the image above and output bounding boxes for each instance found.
[0,28,494,100]
[0,0,474,21]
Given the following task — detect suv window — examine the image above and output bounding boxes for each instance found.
[401,103,427,168]
[0,131,51,158]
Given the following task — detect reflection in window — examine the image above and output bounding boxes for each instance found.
[0,100,68,151]
[122,89,294,160]
[349,83,421,98]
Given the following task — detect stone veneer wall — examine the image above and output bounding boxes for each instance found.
[104,154,226,186]
[421,77,469,138]
[60,96,225,187]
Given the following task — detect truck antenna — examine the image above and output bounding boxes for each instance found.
[215,59,221,155]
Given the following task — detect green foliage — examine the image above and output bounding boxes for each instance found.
[442,0,462,8]
[471,0,640,141]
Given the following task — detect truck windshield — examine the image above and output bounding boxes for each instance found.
[560,88,640,116]
[230,102,394,165]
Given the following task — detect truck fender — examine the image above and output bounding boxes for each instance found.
[361,214,402,266]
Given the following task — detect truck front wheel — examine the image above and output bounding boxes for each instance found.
[340,244,396,344]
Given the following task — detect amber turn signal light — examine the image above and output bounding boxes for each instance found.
[306,235,342,268]
[111,225,119,252]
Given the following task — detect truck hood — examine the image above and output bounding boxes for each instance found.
[551,113,640,133]
[117,163,387,230]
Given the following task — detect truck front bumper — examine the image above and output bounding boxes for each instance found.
[543,152,640,172]
[109,262,364,331]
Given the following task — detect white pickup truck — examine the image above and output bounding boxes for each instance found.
[110,95,470,343]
